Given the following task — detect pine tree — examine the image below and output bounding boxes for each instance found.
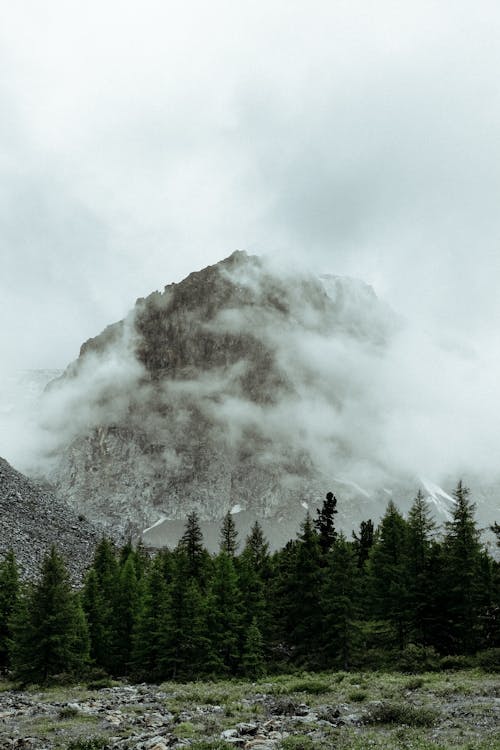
[352,519,374,568]
[10,547,89,684]
[243,521,270,573]
[208,552,244,674]
[110,553,140,674]
[131,553,169,680]
[368,501,409,649]
[242,617,266,678]
[220,511,239,556]
[315,492,338,554]
[179,511,206,580]
[0,550,20,670]
[158,550,214,679]
[442,480,485,653]
[321,535,360,669]
[82,537,119,673]
[406,490,435,645]
[286,514,324,663]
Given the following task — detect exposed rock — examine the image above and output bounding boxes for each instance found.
[0,456,101,580]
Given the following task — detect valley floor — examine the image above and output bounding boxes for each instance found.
[0,670,498,750]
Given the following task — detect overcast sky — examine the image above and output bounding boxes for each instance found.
[2,0,500,369]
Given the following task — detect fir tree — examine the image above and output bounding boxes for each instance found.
[220,511,239,556]
[179,511,206,580]
[10,547,89,684]
[352,519,374,568]
[131,553,169,680]
[158,550,214,679]
[442,480,484,653]
[368,500,409,649]
[208,552,244,674]
[406,489,435,644]
[321,535,360,669]
[315,492,338,554]
[110,553,140,674]
[243,521,270,574]
[0,550,19,670]
[242,617,266,678]
[286,514,324,662]
[83,537,119,673]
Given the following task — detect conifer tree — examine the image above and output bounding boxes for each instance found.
[243,521,270,574]
[242,617,266,678]
[315,492,338,554]
[158,550,214,679]
[179,511,207,580]
[0,550,19,670]
[83,537,119,673]
[406,489,435,644]
[442,481,484,653]
[368,500,409,649]
[111,553,140,674]
[208,552,244,674]
[131,553,169,680]
[286,514,324,662]
[352,519,374,568]
[220,511,239,556]
[321,534,360,669]
[10,547,89,684]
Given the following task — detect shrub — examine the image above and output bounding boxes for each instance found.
[397,644,439,673]
[439,654,475,671]
[404,677,425,691]
[348,690,368,702]
[365,701,439,727]
[476,648,500,673]
[58,706,79,719]
[285,678,331,694]
[65,738,107,750]
[280,737,321,750]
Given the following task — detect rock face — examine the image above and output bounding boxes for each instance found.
[0,456,100,579]
[37,251,402,541]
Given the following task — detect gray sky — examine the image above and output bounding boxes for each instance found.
[2,0,500,368]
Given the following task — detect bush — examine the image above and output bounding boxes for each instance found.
[439,654,475,671]
[397,644,439,673]
[348,690,368,702]
[58,705,79,719]
[475,648,500,673]
[366,701,439,727]
[280,737,321,750]
[404,677,425,691]
[65,739,107,750]
[87,677,114,690]
[284,678,331,694]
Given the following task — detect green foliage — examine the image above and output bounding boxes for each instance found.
[314,491,338,554]
[65,738,107,750]
[280,737,322,750]
[219,511,239,556]
[0,549,19,669]
[475,647,500,672]
[366,700,439,727]
[9,546,89,684]
[397,644,439,673]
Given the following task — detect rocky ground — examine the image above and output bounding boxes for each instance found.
[0,670,498,750]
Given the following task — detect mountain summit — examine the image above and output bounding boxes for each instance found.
[39,252,401,541]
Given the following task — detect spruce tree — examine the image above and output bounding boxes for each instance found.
[368,500,409,649]
[208,552,244,674]
[442,481,484,653]
[286,514,324,662]
[315,492,338,554]
[158,550,214,679]
[110,552,140,674]
[242,617,266,678]
[406,490,435,645]
[0,550,19,670]
[179,511,206,580]
[83,537,119,674]
[352,519,374,568]
[220,511,239,556]
[321,534,360,669]
[10,546,89,684]
[131,553,169,680]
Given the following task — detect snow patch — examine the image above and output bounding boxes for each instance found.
[301,501,309,510]
[143,515,166,534]
[333,477,371,498]
[230,504,242,515]
[421,478,455,518]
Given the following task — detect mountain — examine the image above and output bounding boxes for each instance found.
[25,251,497,546]
[0,456,100,579]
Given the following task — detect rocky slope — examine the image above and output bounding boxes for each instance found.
[0,457,100,580]
[25,250,498,545]
[34,251,401,540]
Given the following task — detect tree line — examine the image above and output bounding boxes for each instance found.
[0,481,499,684]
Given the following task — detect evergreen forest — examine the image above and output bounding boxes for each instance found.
[1,482,499,685]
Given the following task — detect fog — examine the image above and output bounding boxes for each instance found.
[1,2,500,499]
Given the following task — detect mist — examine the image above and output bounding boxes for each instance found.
[2,2,500,509]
